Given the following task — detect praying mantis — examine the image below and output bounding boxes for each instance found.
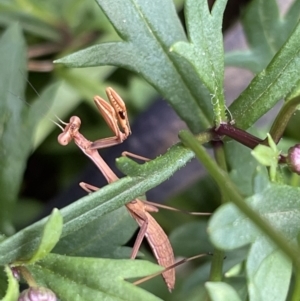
[57,88,176,291]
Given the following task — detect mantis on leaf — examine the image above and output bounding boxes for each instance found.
[57,88,210,291]
[57,87,175,291]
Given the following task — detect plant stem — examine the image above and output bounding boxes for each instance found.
[18,266,38,287]
[291,268,300,301]
[212,140,227,187]
[214,123,263,149]
[213,123,287,164]
[208,141,226,282]
[208,250,225,282]
[268,95,300,144]
[179,130,300,270]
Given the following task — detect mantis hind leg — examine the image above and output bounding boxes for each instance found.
[79,182,99,193]
[130,217,149,259]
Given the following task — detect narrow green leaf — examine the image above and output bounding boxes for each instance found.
[205,282,242,301]
[171,0,227,126]
[0,24,26,235]
[28,254,163,301]
[251,134,280,181]
[0,3,60,41]
[115,144,194,178]
[0,144,194,265]
[225,0,300,73]
[286,79,300,101]
[53,207,137,258]
[55,0,213,132]
[230,19,300,129]
[16,209,63,264]
[267,133,277,151]
[0,24,56,236]
[251,145,276,166]
[0,266,19,301]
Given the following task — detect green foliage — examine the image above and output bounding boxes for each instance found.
[225,0,300,73]
[1,0,300,300]
[1,266,19,301]
[53,207,136,258]
[205,282,242,301]
[251,134,280,181]
[28,254,163,301]
[172,0,227,126]
[55,0,213,132]
[17,209,63,264]
[0,144,194,266]
[225,139,260,196]
[229,18,300,129]
[0,24,57,236]
[209,171,298,301]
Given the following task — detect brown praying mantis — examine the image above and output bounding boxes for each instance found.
[57,88,210,291]
[57,87,176,291]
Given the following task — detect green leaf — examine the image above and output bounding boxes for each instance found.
[16,209,63,264]
[53,207,137,258]
[0,24,26,236]
[225,0,300,73]
[169,221,213,257]
[252,144,275,164]
[0,266,19,301]
[171,0,227,125]
[181,247,248,294]
[0,144,194,265]
[208,180,300,301]
[229,19,300,129]
[0,2,60,40]
[251,134,280,181]
[180,130,300,268]
[0,24,54,236]
[28,254,163,301]
[225,140,261,196]
[55,0,213,132]
[246,239,291,301]
[205,282,242,301]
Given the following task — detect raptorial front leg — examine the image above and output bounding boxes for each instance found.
[91,88,131,150]
[105,87,131,137]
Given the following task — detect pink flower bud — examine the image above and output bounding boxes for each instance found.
[287,144,300,175]
[18,287,57,301]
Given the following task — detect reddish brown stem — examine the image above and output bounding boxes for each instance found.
[214,123,263,149]
[214,123,287,164]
